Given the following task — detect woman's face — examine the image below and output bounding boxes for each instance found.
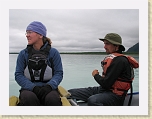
[25,31,42,45]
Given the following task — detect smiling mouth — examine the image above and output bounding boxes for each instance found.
[27,39,31,43]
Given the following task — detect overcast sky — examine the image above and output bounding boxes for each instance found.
[9,9,139,53]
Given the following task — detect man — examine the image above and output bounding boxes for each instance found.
[68,33,138,106]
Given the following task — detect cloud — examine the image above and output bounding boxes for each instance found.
[9,9,139,52]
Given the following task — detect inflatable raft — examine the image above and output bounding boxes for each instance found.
[71,92,139,106]
[9,86,139,106]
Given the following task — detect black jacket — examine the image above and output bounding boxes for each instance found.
[94,56,132,90]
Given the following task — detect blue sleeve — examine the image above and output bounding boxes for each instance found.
[15,50,35,91]
[47,48,63,89]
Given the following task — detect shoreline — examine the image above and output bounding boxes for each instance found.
[9,52,139,55]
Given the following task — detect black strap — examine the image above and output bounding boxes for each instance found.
[49,58,54,75]
[27,45,33,60]
[40,63,47,81]
[117,78,132,83]
[27,44,51,59]
[128,83,133,106]
[42,44,51,56]
[28,64,48,82]
[28,65,35,82]
[26,43,52,82]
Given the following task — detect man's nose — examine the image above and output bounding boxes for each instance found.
[104,44,106,49]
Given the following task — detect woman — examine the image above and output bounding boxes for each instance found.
[15,21,63,106]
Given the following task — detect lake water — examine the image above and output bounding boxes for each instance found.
[9,54,139,97]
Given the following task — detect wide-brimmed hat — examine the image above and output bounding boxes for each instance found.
[99,33,125,51]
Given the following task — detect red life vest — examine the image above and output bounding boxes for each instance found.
[101,53,139,95]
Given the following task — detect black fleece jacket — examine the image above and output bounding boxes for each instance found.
[94,56,132,90]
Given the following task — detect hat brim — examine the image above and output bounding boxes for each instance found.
[99,38,125,51]
[99,38,121,45]
[99,38,104,41]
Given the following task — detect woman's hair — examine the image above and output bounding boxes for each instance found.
[43,36,52,45]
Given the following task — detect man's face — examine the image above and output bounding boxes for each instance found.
[103,40,119,54]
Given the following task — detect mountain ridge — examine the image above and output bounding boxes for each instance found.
[127,42,139,53]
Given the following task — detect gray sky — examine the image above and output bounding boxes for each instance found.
[9,9,139,53]
[0,0,149,115]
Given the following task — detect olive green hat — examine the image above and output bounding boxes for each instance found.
[99,33,125,51]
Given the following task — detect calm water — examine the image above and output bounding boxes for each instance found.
[9,54,139,97]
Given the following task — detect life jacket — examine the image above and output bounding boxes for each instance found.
[101,53,139,96]
[24,44,53,82]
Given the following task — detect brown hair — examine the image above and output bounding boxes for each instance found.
[43,36,52,45]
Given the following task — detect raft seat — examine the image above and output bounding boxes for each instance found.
[9,85,72,106]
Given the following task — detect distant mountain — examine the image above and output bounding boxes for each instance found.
[127,42,139,53]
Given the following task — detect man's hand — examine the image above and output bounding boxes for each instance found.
[92,69,99,77]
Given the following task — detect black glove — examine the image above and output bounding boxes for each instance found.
[33,86,41,97]
[38,85,52,103]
